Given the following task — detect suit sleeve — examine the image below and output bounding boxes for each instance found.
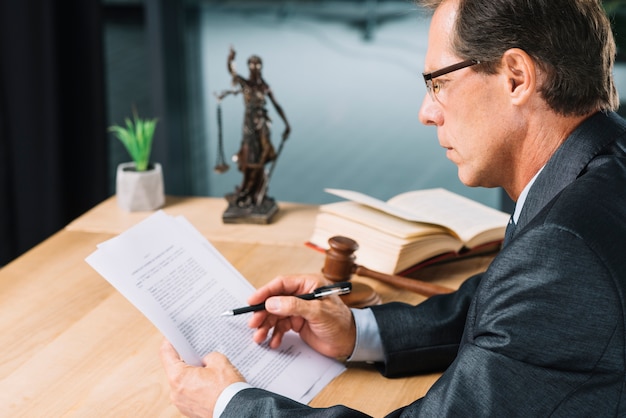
[385,225,623,416]
[220,276,483,418]
[370,273,482,377]
[223,388,371,417]
[223,224,622,417]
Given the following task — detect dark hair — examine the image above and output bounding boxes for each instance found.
[419,0,618,115]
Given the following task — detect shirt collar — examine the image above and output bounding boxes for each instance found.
[513,166,545,224]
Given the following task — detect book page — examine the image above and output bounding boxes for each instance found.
[325,188,421,222]
[320,201,447,240]
[86,211,345,404]
[387,189,509,244]
[325,188,509,244]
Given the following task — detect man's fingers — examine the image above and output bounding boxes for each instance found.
[160,339,186,377]
[265,294,319,318]
[161,339,180,361]
[248,275,325,305]
[202,351,226,365]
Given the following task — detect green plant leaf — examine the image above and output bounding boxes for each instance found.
[108,111,158,172]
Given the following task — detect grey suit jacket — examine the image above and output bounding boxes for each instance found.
[224,111,626,417]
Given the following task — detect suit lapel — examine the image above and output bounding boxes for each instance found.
[515,111,626,235]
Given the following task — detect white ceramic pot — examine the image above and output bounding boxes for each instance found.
[116,162,165,212]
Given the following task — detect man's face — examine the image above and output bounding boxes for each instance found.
[418,0,518,189]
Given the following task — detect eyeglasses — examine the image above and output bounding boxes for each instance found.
[422,59,480,102]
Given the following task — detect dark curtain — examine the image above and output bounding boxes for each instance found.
[0,0,108,266]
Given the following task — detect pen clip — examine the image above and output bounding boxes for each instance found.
[313,281,352,297]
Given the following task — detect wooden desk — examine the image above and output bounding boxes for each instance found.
[66,196,319,247]
[0,196,493,417]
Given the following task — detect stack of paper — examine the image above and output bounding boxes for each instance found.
[86,210,345,404]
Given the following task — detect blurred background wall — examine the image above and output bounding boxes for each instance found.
[105,0,506,210]
[2,0,625,265]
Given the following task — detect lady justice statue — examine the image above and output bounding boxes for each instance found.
[214,46,291,224]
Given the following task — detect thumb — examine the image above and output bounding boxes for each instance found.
[265,295,313,317]
[202,351,227,365]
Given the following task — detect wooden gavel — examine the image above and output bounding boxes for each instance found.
[322,236,454,298]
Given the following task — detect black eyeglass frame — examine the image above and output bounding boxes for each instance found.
[422,59,481,100]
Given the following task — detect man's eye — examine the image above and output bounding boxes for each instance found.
[432,80,442,94]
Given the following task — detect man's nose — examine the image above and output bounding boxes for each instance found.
[418,94,442,126]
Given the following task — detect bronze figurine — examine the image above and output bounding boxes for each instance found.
[215,46,291,224]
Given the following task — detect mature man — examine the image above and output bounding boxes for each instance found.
[161,0,626,416]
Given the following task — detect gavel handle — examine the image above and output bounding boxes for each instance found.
[353,265,454,297]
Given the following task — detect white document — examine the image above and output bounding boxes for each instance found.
[86,210,345,404]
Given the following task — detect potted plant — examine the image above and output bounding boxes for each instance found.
[109,111,165,212]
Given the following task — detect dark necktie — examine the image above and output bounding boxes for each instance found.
[503,216,516,247]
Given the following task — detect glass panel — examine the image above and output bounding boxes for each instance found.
[103,0,508,209]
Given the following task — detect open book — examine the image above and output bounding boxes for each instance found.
[308,188,510,275]
[86,211,345,405]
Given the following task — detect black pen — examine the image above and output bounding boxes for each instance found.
[220,282,352,316]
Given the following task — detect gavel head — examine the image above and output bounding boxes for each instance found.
[322,236,359,282]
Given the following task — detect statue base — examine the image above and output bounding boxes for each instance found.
[222,194,279,224]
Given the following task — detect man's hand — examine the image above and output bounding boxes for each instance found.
[247,274,356,359]
[160,339,245,418]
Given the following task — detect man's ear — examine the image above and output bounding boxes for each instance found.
[500,48,537,106]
